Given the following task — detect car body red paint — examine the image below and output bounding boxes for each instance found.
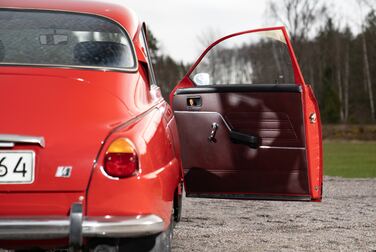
[0,1,322,250]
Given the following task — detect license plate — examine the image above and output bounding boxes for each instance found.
[0,151,35,184]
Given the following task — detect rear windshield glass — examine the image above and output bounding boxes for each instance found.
[0,10,136,70]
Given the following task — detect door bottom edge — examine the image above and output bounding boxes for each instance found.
[186,193,311,201]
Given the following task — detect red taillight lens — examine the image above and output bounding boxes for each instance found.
[103,138,138,178]
[104,153,137,178]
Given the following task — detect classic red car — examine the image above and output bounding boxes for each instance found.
[0,0,322,251]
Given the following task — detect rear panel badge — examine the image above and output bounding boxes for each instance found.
[55,166,72,178]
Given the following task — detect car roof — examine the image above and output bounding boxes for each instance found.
[0,0,140,39]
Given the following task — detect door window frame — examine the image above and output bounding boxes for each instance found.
[139,23,158,88]
[186,27,306,86]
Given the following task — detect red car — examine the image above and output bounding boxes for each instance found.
[0,0,323,251]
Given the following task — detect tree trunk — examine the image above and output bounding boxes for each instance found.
[344,43,350,123]
[362,31,375,121]
[336,37,344,122]
[337,67,344,122]
[308,49,315,89]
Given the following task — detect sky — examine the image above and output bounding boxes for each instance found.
[115,0,371,63]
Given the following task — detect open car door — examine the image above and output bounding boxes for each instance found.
[170,27,323,201]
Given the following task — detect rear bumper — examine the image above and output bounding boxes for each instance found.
[0,215,164,239]
[0,204,164,247]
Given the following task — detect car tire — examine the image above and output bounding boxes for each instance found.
[118,218,173,252]
[90,216,173,252]
[173,183,183,223]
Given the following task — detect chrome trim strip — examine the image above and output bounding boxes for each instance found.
[0,142,15,148]
[259,146,306,150]
[0,62,137,74]
[83,215,164,238]
[0,214,164,240]
[0,218,70,239]
[0,134,45,148]
[99,166,120,181]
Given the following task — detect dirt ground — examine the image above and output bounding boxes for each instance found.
[172,177,376,252]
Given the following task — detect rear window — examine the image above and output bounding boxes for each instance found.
[0,10,136,70]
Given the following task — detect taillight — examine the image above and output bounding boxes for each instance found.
[103,138,138,178]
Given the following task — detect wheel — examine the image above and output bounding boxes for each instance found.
[90,217,174,252]
[118,217,173,252]
[173,183,183,223]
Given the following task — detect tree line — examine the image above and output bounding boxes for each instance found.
[148,0,376,124]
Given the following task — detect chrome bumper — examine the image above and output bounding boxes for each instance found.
[0,204,164,247]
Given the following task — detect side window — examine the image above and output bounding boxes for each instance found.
[139,24,157,87]
[190,29,295,86]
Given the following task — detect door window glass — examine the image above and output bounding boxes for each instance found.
[190,29,295,85]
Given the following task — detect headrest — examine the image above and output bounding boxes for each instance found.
[0,41,4,62]
[74,41,129,67]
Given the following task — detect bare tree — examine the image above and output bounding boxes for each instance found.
[361,28,375,121]
[267,0,328,89]
[344,38,350,123]
[358,0,375,121]
[267,0,327,43]
[360,0,376,10]
[196,28,221,53]
[335,37,344,122]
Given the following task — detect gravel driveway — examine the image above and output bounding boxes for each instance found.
[172,177,376,252]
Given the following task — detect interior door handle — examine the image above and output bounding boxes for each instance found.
[229,130,260,149]
[208,123,219,143]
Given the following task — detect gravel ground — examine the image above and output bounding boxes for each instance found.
[172,177,376,252]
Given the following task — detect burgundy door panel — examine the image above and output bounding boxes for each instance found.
[171,27,323,201]
[225,111,303,147]
[173,85,310,199]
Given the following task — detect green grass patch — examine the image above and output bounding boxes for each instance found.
[324,141,376,178]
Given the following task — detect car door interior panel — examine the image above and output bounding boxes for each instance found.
[173,85,310,199]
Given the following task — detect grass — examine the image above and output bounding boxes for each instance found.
[324,141,376,178]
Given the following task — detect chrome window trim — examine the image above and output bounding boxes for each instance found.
[0,63,137,73]
[0,134,45,148]
[140,23,158,87]
[0,8,138,73]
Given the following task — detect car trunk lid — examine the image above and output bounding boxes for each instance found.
[0,68,134,192]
